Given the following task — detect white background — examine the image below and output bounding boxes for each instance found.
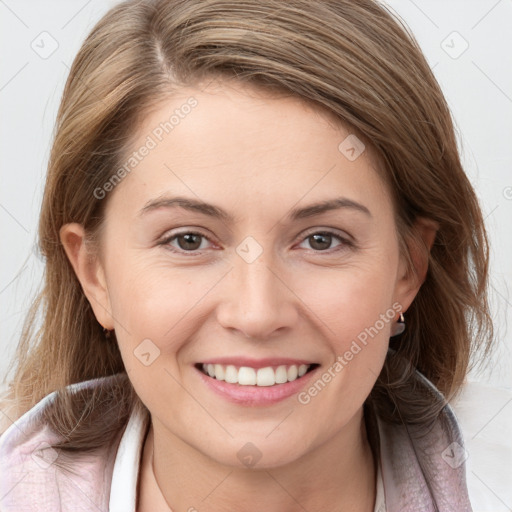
[0,1,511,510]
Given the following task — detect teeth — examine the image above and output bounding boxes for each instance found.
[214,364,225,381]
[201,363,312,386]
[225,365,238,383]
[257,367,275,386]
[239,366,257,385]
[287,365,298,381]
[275,365,288,384]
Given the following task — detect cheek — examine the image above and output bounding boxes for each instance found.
[105,261,201,406]
[105,258,218,354]
[301,258,397,342]
[295,256,397,402]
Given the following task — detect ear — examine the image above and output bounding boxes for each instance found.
[393,216,439,313]
[59,223,114,329]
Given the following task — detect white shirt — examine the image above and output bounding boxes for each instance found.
[109,402,148,512]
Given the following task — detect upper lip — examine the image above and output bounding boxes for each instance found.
[198,357,317,369]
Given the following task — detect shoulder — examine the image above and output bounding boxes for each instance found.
[0,374,132,512]
[450,380,512,511]
[369,364,473,511]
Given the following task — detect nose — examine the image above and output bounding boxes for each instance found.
[216,252,299,340]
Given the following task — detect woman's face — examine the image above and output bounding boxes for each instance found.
[69,80,423,468]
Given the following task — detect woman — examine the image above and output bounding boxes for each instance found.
[0,0,494,510]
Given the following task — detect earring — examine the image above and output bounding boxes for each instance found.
[390,312,405,337]
[103,327,112,340]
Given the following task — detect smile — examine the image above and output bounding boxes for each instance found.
[198,362,320,386]
[194,358,321,405]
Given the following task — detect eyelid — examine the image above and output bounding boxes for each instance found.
[158,228,216,249]
[299,226,354,243]
[159,226,355,256]
[294,229,355,253]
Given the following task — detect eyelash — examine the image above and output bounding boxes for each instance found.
[158,228,354,256]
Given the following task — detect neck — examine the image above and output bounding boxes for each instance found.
[143,408,376,512]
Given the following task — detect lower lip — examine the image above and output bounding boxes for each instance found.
[194,365,320,406]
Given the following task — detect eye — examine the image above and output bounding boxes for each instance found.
[159,228,353,255]
[297,230,353,252]
[160,230,214,254]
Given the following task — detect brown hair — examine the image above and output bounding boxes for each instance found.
[1,0,493,452]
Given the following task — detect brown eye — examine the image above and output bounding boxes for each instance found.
[160,231,213,254]
[298,230,352,253]
[308,233,334,251]
[175,233,203,251]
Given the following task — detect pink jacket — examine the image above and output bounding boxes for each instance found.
[0,371,473,511]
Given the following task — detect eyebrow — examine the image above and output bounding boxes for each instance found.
[139,195,372,222]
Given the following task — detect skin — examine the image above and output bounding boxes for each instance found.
[61,79,437,511]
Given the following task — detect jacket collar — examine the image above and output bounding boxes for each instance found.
[368,369,473,511]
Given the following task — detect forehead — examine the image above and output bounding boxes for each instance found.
[106,80,393,222]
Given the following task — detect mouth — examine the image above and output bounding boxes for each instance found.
[194,362,320,387]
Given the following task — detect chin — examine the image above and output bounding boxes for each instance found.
[208,432,314,471]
